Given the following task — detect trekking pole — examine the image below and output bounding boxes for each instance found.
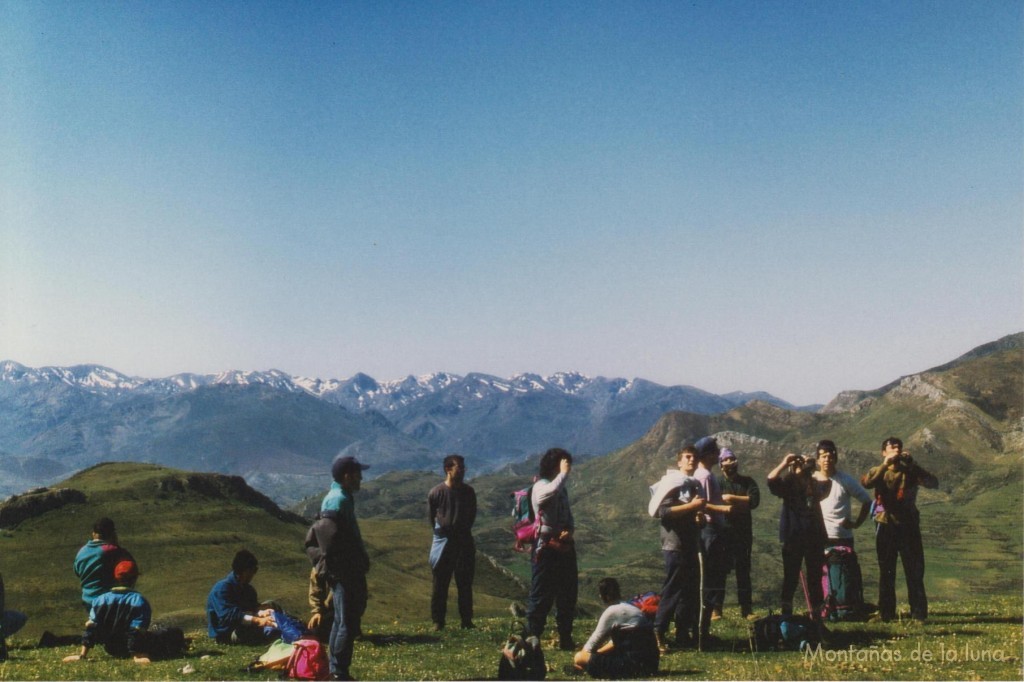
[697,550,705,652]
[748,626,764,679]
[798,568,813,616]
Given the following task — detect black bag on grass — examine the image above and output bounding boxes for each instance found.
[497,633,546,681]
[751,614,818,652]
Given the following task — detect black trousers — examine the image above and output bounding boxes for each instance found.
[781,539,824,616]
[876,521,927,620]
[700,534,728,636]
[525,540,578,640]
[430,537,475,627]
[653,548,700,644]
[715,531,753,613]
[586,627,659,679]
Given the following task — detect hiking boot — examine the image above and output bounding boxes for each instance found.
[432,622,445,632]
[558,635,576,651]
[655,632,669,655]
[460,621,475,630]
[745,613,759,622]
[710,609,723,621]
[674,634,697,650]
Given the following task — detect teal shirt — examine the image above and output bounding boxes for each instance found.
[321,482,363,548]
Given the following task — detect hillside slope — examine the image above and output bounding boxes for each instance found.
[0,463,524,639]
[347,338,1023,604]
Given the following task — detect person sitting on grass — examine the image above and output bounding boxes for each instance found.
[573,578,660,679]
[206,549,276,645]
[73,517,135,610]
[62,560,185,665]
[1,573,28,662]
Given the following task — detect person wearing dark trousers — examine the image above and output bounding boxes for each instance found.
[427,454,477,631]
[861,436,938,623]
[715,448,760,620]
[205,550,275,645]
[306,455,372,682]
[525,448,577,650]
[64,560,185,665]
[573,578,660,679]
[650,445,705,652]
[767,453,829,626]
[692,436,731,647]
[0,573,28,662]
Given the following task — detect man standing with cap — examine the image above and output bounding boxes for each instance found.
[715,448,760,620]
[306,455,371,681]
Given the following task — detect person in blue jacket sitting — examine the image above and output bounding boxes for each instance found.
[206,549,275,645]
[63,560,185,664]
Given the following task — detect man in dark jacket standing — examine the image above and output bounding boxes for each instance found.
[715,448,760,620]
[861,437,938,623]
[306,455,371,681]
[427,454,477,631]
[767,453,828,623]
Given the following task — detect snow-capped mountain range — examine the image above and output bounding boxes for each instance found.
[0,359,806,503]
[0,361,803,413]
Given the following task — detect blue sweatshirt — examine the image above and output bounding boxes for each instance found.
[206,572,259,639]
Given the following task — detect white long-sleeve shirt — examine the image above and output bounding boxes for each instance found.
[583,602,647,653]
[531,472,574,535]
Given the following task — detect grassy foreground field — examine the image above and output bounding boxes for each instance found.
[1,596,1019,681]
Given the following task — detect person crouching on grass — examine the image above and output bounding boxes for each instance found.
[573,578,659,679]
[63,560,185,665]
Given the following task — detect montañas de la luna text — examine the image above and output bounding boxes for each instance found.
[804,642,1010,664]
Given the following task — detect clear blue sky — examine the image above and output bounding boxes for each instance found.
[1,1,1020,405]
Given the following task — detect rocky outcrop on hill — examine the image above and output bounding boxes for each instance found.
[156,473,306,524]
[0,486,87,529]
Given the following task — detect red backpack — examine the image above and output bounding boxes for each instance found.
[629,592,661,619]
[287,639,329,681]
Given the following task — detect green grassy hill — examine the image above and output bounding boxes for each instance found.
[333,343,1023,612]
[0,462,524,640]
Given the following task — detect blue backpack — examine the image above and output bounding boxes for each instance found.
[751,614,818,652]
[821,545,865,621]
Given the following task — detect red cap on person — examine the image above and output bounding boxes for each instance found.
[113,560,139,584]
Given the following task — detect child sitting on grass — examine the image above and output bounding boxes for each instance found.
[62,560,185,665]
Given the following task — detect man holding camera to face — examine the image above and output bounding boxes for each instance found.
[767,452,829,624]
[861,437,938,623]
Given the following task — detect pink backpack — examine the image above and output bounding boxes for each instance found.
[511,484,539,553]
[287,639,329,681]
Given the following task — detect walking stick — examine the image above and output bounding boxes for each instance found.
[798,568,813,616]
[697,550,705,652]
